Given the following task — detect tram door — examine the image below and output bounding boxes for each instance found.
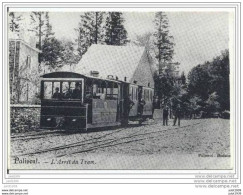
[129,84,139,117]
[120,83,129,120]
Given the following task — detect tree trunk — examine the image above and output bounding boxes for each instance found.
[95,12,98,44]
[39,13,42,50]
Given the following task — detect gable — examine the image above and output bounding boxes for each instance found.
[75,44,145,81]
[132,50,155,88]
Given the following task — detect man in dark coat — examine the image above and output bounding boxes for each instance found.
[123,94,134,125]
[163,106,169,126]
[52,87,61,99]
[72,82,82,99]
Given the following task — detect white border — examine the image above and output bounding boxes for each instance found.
[1,2,241,185]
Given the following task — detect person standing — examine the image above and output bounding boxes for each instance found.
[52,87,61,99]
[152,96,159,116]
[163,106,169,126]
[72,82,81,99]
[127,94,135,115]
[123,94,134,125]
[173,104,181,126]
[138,97,146,116]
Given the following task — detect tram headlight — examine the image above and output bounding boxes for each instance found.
[47,118,52,121]
[72,119,77,122]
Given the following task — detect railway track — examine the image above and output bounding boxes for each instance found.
[11,130,65,141]
[12,121,201,158]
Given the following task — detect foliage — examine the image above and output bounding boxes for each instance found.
[61,39,80,69]
[28,12,54,50]
[152,12,179,109]
[11,107,40,133]
[180,71,186,85]
[44,12,55,39]
[154,71,175,107]
[40,37,64,69]
[104,12,129,45]
[187,64,211,100]
[187,49,230,113]
[153,12,175,74]
[9,12,22,32]
[205,92,221,113]
[76,12,105,58]
[184,95,203,117]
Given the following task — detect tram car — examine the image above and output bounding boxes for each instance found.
[40,71,154,131]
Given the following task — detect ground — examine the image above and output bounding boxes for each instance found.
[10,118,231,170]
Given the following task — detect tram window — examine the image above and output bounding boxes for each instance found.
[145,89,149,101]
[72,82,82,99]
[131,87,134,100]
[113,88,118,96]
[93,84,98,96]
[106,82,118,100]
[134,87,136,100]
[53,82,60,98]
[43,82,61,99]
[62,82,78,99]
[135,88,138,100]
[62,82,70,98]
[94,81,106,99]
[43,82,52,99]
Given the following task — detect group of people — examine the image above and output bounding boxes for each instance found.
[52,82,82,99]
[126,94,182,126]
[163,104,182,126]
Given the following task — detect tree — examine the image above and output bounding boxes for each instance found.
[154,71,175,107]
[28,12,46,50]
[44,12,55,39]
[187,49,230,114]
[205,92,220,113]
[187,64,211,101]
[132,32,152,47]
[41,37,64,69]
[61,40,79,70]
[153,12,175,74]
[104,12,129,45]
[9,12,22,33]
[208,50,230,110]
[28,12,54,50]
[29,12,56,71]
[76,12,104,58]
[180,71,186,85]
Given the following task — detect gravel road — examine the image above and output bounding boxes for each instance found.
[10,118,231,170]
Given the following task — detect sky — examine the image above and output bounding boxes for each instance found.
[13,11,230,74]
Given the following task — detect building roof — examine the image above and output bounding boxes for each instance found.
[74,44,146,82]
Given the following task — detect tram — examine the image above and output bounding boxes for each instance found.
[40,71,154,131]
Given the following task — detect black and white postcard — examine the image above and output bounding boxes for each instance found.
[1,1,241,194]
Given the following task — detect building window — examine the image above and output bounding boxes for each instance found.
[26,55,31,68]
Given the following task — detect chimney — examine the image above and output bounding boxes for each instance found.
[90,71,99,77]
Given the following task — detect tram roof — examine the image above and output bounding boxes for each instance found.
[40,71,122,83]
